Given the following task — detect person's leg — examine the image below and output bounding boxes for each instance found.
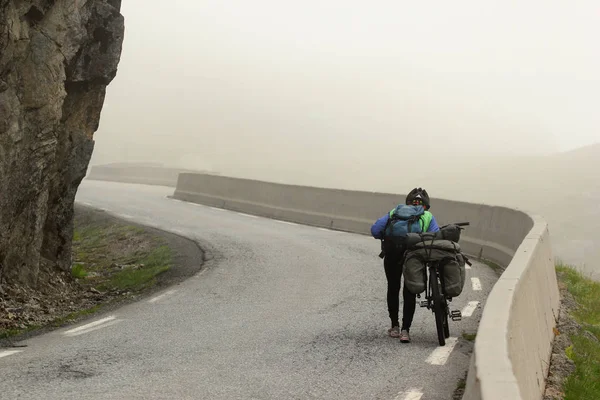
[383,254,401,337]
[400,284,417,342]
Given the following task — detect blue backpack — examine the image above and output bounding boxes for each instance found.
[384,205,425,238]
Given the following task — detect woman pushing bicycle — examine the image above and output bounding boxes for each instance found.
[370,187,440,343]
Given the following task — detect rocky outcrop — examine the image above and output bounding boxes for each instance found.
[0,0,124,286]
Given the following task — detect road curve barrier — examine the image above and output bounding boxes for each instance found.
[173,173,560,400]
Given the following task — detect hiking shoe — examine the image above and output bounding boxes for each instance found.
[388,326,400,338]
[399,330,411,343]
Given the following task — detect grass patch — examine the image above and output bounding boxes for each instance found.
[556,264,600,400]
[0,324,41,340]
[50,304,103,327]
[98,245,172,292]
[72,220,173,293]
[556,264,600,325]
[462,332,477,341]
[565,344,575,360]
[71,263,87,278]
[452,374,468,400]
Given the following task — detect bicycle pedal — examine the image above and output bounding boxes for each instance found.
[450,310,462,321]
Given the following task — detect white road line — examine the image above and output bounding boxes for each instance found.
[425,337,459,365]
[82,202,93,206]
[0,350,23,359]
[194,268,210,279]
[275,220,298,226]
[465,264,472,270]
[317,227,339,233]
[394,389,423,400]
[237,212,258,219]
[209,207,226,212]
[67,320,121,336]
[148,290,177,303]
[63,316,117,337]
[462,301,480,317]
[471,277,482,291]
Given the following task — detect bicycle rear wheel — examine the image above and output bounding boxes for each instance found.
[443,313,450,339]
[430,270,447,346]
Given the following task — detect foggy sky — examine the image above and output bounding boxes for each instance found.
[91,1,600,175]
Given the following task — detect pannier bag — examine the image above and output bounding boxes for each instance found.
[402,239,466,297]
[403,253,427,294]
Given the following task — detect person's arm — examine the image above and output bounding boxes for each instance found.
[371,214,390,239]
[427,215,440,232]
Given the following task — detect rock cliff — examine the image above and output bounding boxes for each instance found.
[0,0,124,286]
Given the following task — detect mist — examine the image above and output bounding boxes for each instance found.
[91,1,599,171]
[88,1,600,274]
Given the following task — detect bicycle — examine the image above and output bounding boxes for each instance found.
[409,222,472,346]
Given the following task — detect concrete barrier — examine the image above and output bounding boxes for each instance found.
[462,217,559,400]
[86,164,214,187]
[173,173,560,400]
[174,173,531,267]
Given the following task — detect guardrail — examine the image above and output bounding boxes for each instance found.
[172,172,559,400]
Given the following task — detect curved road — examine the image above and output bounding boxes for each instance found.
[0,181,498,400]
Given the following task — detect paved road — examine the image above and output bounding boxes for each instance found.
[0,181,499,400]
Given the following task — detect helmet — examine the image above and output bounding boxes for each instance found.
[406,187,431,210]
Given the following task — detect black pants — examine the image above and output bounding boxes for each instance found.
[383,251,416,331]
